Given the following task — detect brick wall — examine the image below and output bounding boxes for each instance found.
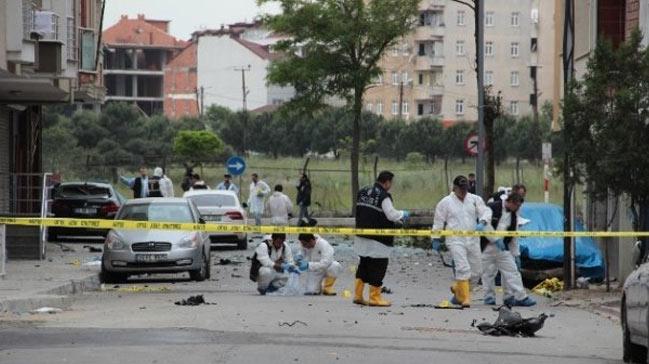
[626,0,641,39]
[163,43,198,119]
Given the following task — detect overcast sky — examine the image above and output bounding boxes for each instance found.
[103,0,280,40]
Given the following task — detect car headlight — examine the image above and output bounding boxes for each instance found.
[105,231,126,250]
[179,233,199,248]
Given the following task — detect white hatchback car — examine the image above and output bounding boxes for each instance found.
[183,190,248,250]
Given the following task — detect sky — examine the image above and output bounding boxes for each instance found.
[103,0,281,40]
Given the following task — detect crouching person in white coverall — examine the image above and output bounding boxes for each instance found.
[254,233,298,295]
[296,234,342,295]
[432,175,492,308]
[481,193,536,307]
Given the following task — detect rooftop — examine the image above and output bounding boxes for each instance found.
[103,14,187,49]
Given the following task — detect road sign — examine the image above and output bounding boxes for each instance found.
[542,142,552,162]
[226,156,246,176]
[464,132,479,156]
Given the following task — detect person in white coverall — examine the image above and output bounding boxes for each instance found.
[481,192,536,307]
[254,233,298,294]
[267,184,293,225]
[154,167,174,198]
[247,173,271,226]
[296,234,342,295]
[432,175,492,307]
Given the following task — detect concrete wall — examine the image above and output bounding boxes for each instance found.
[0,1,6,68]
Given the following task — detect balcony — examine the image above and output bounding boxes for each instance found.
[28,10,61,41]
[415,55,444,70]
[413,85,444,100]
[415,25,445,40]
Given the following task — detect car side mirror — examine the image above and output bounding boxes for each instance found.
[242,202,248,209]
[199,217,206,224]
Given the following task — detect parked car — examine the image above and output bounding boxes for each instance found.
[183,190,248,250]
[622,256,649,363]
[48,182,126,241]
[101,198,211,283]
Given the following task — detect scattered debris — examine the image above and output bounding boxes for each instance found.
[532,278,564,298]
[278,320,308,327]
[107,285,171,293]
[174,295,216,306]
[476,306,549,337]
[83,245,102,253]
[576,277,591,289]
[405,304,436,308]
[31,307,63,314]
[56,243,75,252]
[381,287,393,294]
[231,274,242,278]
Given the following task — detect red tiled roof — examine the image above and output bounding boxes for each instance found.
[232,37,279,61]
[250,104,281,114]
[103,15,185,48]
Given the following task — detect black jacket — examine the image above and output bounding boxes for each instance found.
[355,183,396,247]
[297,180,312,207]
[132,177,145,199]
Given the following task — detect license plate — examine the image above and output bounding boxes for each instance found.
[203,215,222,222]
[135,254,167,263]
[74,208,97,214]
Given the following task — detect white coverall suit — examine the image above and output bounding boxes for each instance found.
[482,204,528,301]
[432,192,492,282]
[255,241,293,292]
[298,236,343,294]
[267,191,293,226]
[248,181,271,225]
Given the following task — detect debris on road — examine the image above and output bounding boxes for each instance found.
[174,295,216,306]
[217,258,243,265]
[103,285,171,293]
[278,320,308,327]
[83,245,102,253]
[381,287,393,294]
[476,306,549,337]
[404,304,435,308]
[576,277,591,289]
[434,300,463,310]
[532,277,564,297]
[31,307,63,314]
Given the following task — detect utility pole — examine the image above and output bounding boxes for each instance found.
[476,0,486,198]
[562,0,575,290]
[398,81,404,119]
[199,86,205,117]
[234,65,251,154]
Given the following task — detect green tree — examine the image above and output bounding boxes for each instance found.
[260,0,420,213]
[173,130,225,166]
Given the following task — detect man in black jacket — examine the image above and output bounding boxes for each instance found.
[120,166,149,199]
[296,173,312,224]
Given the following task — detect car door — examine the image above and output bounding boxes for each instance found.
[189,200,210,252]
[625,263,649,343]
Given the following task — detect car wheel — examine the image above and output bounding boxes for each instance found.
[622,301,648,363]
[100,266,127,284]
[237,237,248,250]
[190,252,208,282]
[205,251,211,280]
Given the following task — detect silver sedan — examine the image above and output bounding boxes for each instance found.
[101,198,211,283]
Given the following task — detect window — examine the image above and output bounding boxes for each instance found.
[401,42,410,56]
[485,11,494,27]
[510,42,519,57]
[391,100,399,115]
[418,73,424,85]
[401,71,409,83]
[510,71,520,86]
[531,37,538,52]
[375,73,383,85]
[455,70,465,85]
[455,99,465,115]
[456,40,465,56]
[66,16,77,61]
[402,102,409,115]
[485,41,494,56]
[376,101,383,114]
[457,10,465,26]
[511,12,520,27]
[485,70,494,86]
[391,45,400,57]
[418,43,426,56]
[366,103,373,112]
[80,29,96,70]
[392,71,399,85]
[510,101,519,115]
[418,103,424,116]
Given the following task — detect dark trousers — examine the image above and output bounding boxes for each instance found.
[356,256,389,287]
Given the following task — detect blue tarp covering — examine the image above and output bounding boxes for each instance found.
[518,203,605,279]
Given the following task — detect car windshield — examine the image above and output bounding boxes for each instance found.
[118,202,194,223]
[188,194,237,207]
[55,185,111,198]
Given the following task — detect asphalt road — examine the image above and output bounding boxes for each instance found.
[0,240,624,364]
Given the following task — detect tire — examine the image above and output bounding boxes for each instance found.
[622,302,648,363]
[100,266,127,284]
[205,250,211,280]
[190,252,208,282]
[237,237,248,250]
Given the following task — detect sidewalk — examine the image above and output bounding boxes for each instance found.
[0,242,103,314]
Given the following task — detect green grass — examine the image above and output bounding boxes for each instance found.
[112,156,574,216]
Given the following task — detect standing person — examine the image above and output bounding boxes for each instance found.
[432,175,492,308]
[296,173,312,225]
[467,173,477,194]
[353,171,409,307]
[148,168,164,197]
[158,168,175,198]
[481,193,536,307]
[296,234,342,296]
[216,174,238,192]
[251,233,297,295]
[190,174,209,190]
[248,173,271,226]
[119,166,149,199]
[180,164,195,192]
[267,184,293,225]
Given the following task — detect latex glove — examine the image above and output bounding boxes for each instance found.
[286,264,301,275]
[294,254,304,263]
[431,238,442,252]
[494,239,507,251]
[402,211,410,221]
[298,260,309,271]
[475,221,487,232]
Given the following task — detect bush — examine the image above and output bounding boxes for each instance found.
[405,152,425,166]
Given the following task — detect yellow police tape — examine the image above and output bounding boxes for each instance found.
[0,216,646,238]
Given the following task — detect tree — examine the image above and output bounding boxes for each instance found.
[260,0,420,214]
[566,30,649,261]
[173,130,225,167]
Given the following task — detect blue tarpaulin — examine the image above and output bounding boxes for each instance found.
[518,203,605,279]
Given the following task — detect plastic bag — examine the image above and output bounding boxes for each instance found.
[267,273,305,296]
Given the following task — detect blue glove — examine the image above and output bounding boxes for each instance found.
[287,265,301,275]
[475,222,487,232]
[294,254,304,263]
[494,239,507,251]
[298,260,309,271]
[402,211,410,221]
[431,238,442,252]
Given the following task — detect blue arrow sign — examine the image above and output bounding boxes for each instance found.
[226,156,246,176]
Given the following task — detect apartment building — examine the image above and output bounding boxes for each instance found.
[365,0,551,123]
[163,42,198,118]
[102,14,186,116]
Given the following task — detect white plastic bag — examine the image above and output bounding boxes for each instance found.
[267,273,305,296]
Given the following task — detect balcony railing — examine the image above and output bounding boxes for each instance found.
[24,7,60,41]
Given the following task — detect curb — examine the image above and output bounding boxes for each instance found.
[0,273,101,314]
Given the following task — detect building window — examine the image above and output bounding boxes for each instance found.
[418,73,424,85]
[456,40,465,56]
[485,11,494,27]
[455,70,465,85]
[511,12,520,27]
[510,42,519,57]
[455,99,465,115]
[401,42,410,56]
[67,16,77,61]
[402,101,409,115]
[401,71,409,83]
[374,73,383,85]
[457,10,465,26]
[510,101,519,115]
[377,101,383,114]
[485,70,494,86]
[510,71,520,86]
[392,71,399,85]
[391,45,400,56]
[366,103,373,112]
[485,41,494,56]
[392,100,399,115]
[418,103,424,116]
[418,43,426,56]
[531,37,538,52]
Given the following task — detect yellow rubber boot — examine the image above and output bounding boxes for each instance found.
[322,277,337,296]
[458,280,471,308]
[369,286,392,307]
[353,279,368,305]
[450,280,463,305]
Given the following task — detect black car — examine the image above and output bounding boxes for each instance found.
[48,182,126,241]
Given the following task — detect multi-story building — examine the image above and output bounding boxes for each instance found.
[365,0,552,123]
[102,14,186,116]
[195,22,295,112]
[163,42,198,118]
